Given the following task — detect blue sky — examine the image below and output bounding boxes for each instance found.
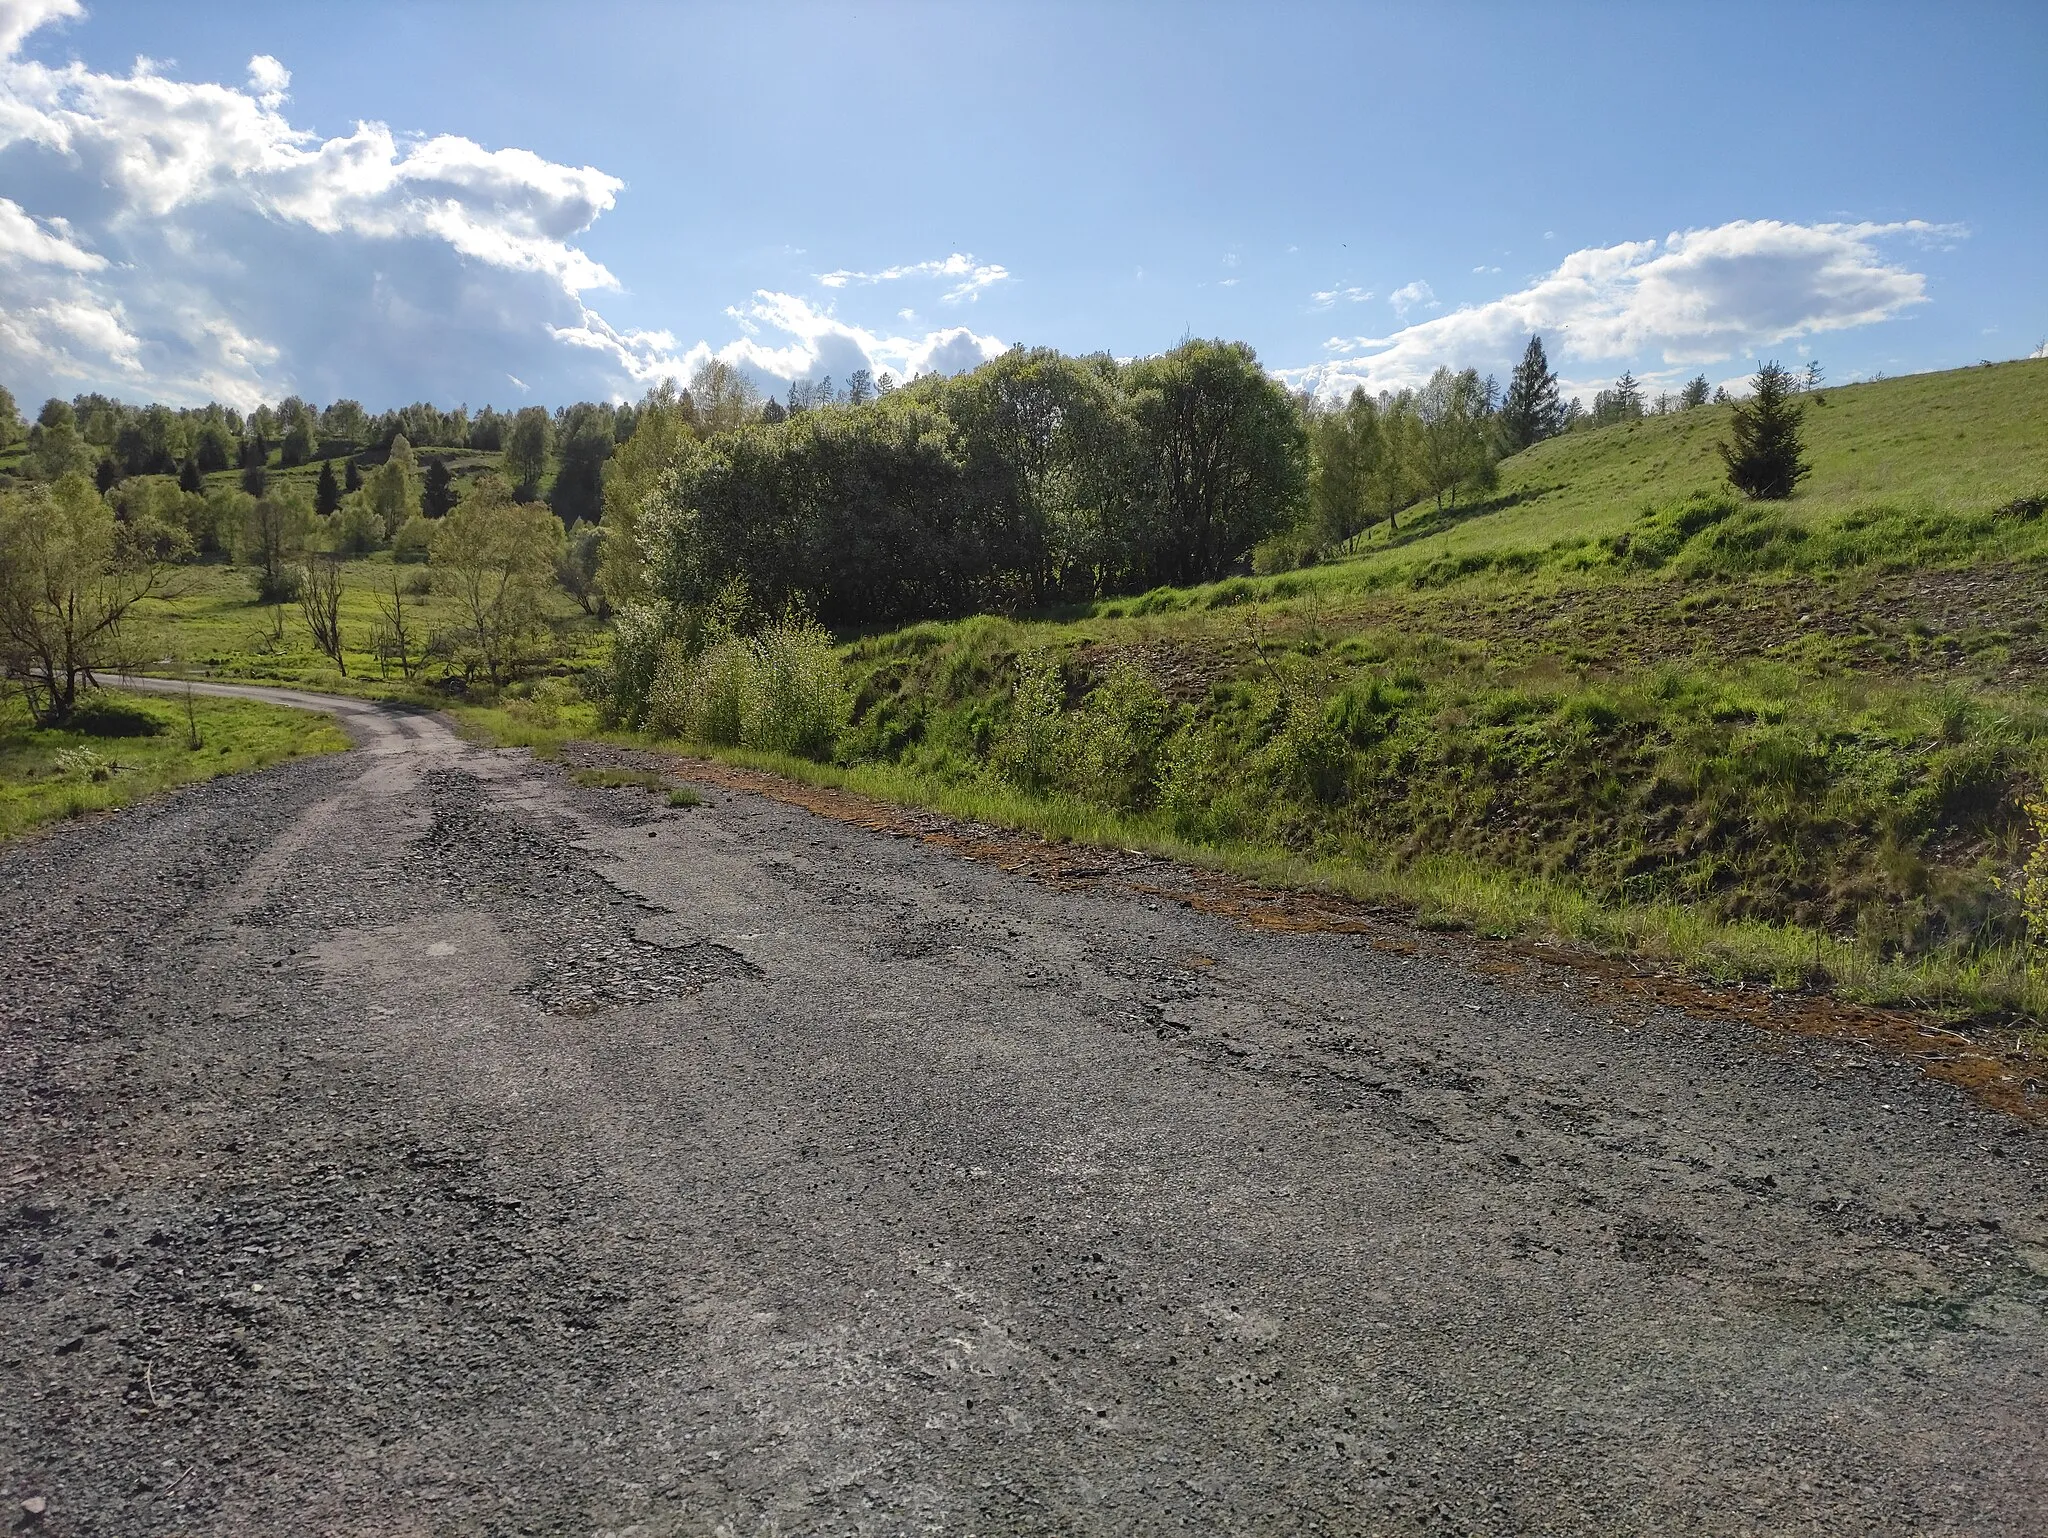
[2,0,2042,413]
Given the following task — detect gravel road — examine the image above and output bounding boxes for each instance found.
[3,684,2044,1536]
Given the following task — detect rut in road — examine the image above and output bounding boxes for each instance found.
[2,685,2044,1537]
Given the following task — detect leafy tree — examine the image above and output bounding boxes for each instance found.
[690,359,762,434]
[280,411,316,468]
[0,385,19,449]
[21,415,94,481]
[315,458,341,515]
[1416,366,1498,509]
[243,487,313,601]
[37,398,74,432]
[1305,387,1422,547]
[193,421,234,474]
[547,407,613,526]
[1121,338,1307,585]
[467,406,507,451]
[320,399,368,448]
[94,456,121,495]
[431,475,564,684]
[558,522,606,615]
[1719,361,1810,501]
[335,493,379,555]
[937,345,1139,601]
[1496,336,1564,453]
[0,475,183,724]
[1681,374,1711,409]
[598,380,697,607]
[363,434,422,538]
[503,406,552,498]
[421,455,456,519]
[760,397,788,425]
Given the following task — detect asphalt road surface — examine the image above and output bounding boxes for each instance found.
[2,683,2043,1536]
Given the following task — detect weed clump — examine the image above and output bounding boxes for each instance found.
[647,606,849,762]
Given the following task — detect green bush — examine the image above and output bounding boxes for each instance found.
[740,611,848,760]
[67,695,167,738]
[646,608,849,762]
[989,650,1067,792]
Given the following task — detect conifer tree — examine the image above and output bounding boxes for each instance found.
[179,458,204,495]
[344,457,362,494]
[1497,336,1563,453]
[315,458,341,515]
[1719,361,1810,500]
[422,455,456,518]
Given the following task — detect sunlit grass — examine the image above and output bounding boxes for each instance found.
[0,688,350,840]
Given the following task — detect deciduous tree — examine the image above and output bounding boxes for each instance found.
[431,475,564,684]
[0,474,183,724]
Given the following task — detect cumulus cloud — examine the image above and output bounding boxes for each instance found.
[0,4,1007,409]
[1388,280,1437,318]
[550,289,1004,396]
[1281,219,1958,401]
[816,252,1009,304]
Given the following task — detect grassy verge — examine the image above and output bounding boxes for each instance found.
[0,688,350,841]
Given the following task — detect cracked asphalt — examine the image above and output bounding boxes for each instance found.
[2,683,2044,1536]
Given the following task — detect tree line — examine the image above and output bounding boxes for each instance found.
[3,338,1815,726]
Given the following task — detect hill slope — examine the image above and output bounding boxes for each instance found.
[807,359,2048,1027]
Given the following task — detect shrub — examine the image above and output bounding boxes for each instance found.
[990,650,1067,791]
[67,694,166,738]
[646,607,849,762]
[1068,657,1174,810]
[740,611,848,760]
[392,515,435,563]
[52,745,113,781]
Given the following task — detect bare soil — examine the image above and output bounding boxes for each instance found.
[2,684,2044,1535]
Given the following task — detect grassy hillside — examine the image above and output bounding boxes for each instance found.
[804,360,2048,1025]
[1234,357,2048,600]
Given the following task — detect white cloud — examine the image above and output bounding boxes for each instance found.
[0,6,1008,407]
[1472,264,1500,275]
[1218,277,1239,288]
[246,53,288,109]
[816,252,1009,304]
[0,0,77,59]
[1389,280,1437,318]
[1281,218,1959,401]
[1309,285,1371,310]
[550,289,1004,394]
[0,2,634,405]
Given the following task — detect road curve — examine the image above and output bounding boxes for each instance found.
[2,679,2043,1536]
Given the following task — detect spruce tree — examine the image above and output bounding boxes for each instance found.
[1497,335,1563,453]
[315,458,341,515]
[422,455,455,518]
[344,457,362,494]
[1719,361,1810,500]
[179,458,204,494]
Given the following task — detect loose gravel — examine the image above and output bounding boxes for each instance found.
[2,686,2044,1536]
